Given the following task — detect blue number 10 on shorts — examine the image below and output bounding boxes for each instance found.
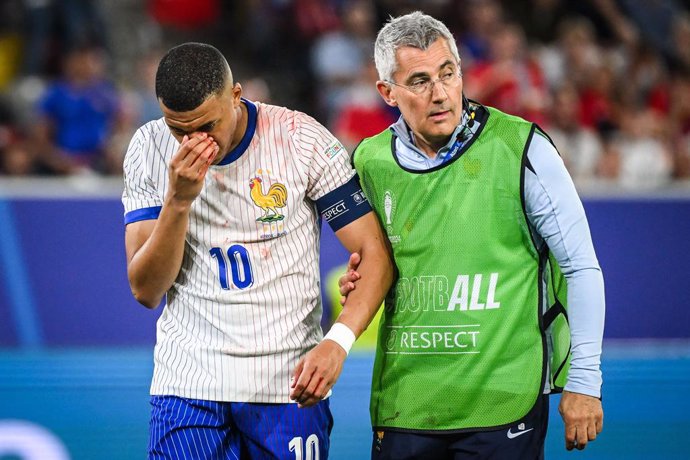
[149,396,333,459]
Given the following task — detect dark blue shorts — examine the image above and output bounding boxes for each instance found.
[371,394,549,460]
[148,395,333,459]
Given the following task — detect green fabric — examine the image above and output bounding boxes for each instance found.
[545,253,571,391]
[326,264,382,351]
[354,107,562,431]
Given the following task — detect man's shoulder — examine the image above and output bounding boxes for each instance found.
[354,129,392,156]
[483,104,532,126]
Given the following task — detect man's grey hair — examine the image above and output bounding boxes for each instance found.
[374,11,461,82]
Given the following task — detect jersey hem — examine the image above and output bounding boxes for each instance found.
[124,206,161,224]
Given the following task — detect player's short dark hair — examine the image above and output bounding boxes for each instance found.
[155,42,231,112]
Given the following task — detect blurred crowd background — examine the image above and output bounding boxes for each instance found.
[0,0,689,191]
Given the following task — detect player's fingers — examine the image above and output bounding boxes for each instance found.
[183,136,214,169]
[596,415,604,434]
[290,363,314,402]
[189,138,218,167]
[313,374,331,400]
[298,373,327,408]
[177,133,208,161]
[179,136,216,174]
[192,143,219,179]
[291,360,305,387]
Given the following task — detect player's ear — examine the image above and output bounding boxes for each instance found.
[377,81,397,107]
[231,82,242,105]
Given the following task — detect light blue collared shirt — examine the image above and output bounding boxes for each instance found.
[391,112,605,398]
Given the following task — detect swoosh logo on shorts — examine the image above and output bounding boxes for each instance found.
[507,427,534,439]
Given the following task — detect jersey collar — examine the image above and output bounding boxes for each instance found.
[217,98,257,166]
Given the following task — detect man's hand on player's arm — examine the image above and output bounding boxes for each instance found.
[338,252,361,305]
[126,134,218,308]
[558,390,603,451]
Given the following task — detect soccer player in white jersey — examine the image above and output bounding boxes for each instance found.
[121,42,393,459]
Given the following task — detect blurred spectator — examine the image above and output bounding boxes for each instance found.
[618,0,682,61]
[293,0,340,42]
[578,62,619,133]
[586,0,639,47]
[451,0,504,65]
[603,108,674,189]
[0,95,33,175]
[125,50,163,127]
[241,75,272,104]
[22,0,109,77]
[669,73,690,137]
[624,45,670,115]
[503,0,570,44]
[333,61,397,152]
[538,16,602,91]
[0,0,23,90]
[464,22,549,125]
[310,0,376,125]
[669,73,690,178]
[107,50,162,176]
[549,82,604,187]
[671,13,690,72]
[148,0,219,31]
[32,44,123,175]
[0,142,36,175]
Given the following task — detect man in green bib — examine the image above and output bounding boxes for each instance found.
[338,11,605,459]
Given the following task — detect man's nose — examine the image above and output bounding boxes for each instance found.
[430,80,449,101]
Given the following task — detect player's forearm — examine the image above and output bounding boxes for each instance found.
[335,239,394,338]
[128,198,191,308]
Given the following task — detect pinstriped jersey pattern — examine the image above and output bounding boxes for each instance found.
[122,101,354,402]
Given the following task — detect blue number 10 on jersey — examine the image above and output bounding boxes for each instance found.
[210,244,254,289]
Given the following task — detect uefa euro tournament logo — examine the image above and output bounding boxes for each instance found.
[383,190,401,244]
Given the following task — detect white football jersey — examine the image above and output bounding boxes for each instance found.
[122,100,354,402]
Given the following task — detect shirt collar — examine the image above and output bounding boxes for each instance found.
[390,110,476,163]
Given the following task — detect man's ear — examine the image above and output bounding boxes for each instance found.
[376,81,397,107]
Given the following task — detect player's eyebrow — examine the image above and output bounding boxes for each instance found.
[196,120,218,133]
[166,120,217,136]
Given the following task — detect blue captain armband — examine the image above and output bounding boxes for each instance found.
[316,175,372,232]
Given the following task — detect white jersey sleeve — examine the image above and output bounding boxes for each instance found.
[122,121,174,221]
[290,111,355,201]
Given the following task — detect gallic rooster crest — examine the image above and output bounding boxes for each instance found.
[249,177,288,222]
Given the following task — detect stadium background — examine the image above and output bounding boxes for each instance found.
[1,0,689,459]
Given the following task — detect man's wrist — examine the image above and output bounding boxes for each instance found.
[323,322,356,355]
